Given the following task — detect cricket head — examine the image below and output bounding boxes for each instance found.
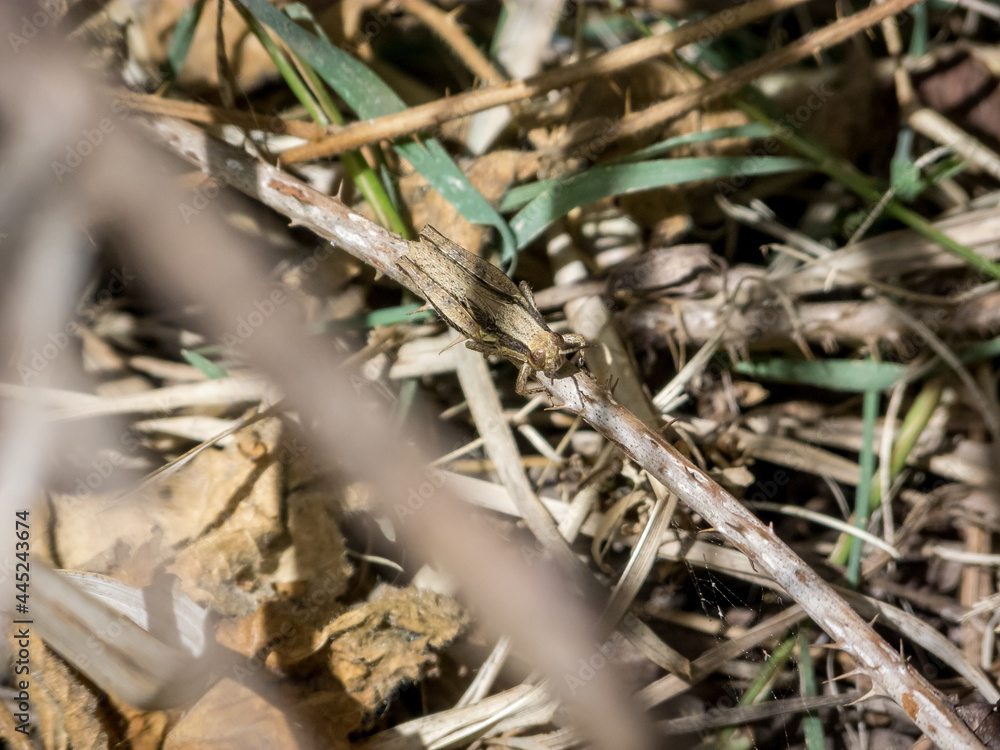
[527,330,584,373]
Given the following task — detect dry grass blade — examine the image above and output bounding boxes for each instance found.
[358,683,550,750]
[616,612,692,680]
[455,635,512,708]
[31,565,208,709]
[100,86,327,139]
[0,376,272,421]
[601,491,677,630]
[638,606,809,708]
[400,0,505,86]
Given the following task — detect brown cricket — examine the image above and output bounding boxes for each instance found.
[397,226,586,394]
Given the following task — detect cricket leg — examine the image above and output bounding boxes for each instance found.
[516,362,547,396]
[464,340,493,355]
[560,333,587,354]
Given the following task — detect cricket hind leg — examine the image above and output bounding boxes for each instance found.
[463,337,544,397]
[464,340,493,355]
[560,333,587,353]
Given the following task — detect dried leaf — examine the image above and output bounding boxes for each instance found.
[216,597,337,671]
[52,418,286,589]
[271,486,353,604]
[323,585,468,712]
[168,419,286,615]
[143,0,276,91]
[162,679,300,750]
[0,693,35,750]
[916,51,1000,145]
[957,701,1000,749]
[606,244,716,301]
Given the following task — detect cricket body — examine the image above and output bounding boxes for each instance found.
[396,226,586,395]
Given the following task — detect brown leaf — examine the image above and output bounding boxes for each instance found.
[113,702,172,750]
[168,419,286,616]
[162,677,358,750]
[162,678,300,750]
[0,692,35,750]
[142,1,277,93]
[956,701,1000,749]
[322,585,468,712]
[216,597,337,672]
[271,486,353,607]
[52,417,286,590]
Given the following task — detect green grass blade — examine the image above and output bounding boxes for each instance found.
[829,378,943,567]
[611,123,774,165]
[164,0,208,86]
[282,3,334,41]
[234,0,517,267]
[366,303,434,328]
[510,156,809,249]
[666,41,1000,281]
[499,124,776,212]
[278,6,410,237]
[732,358,909,393]
[181,349,229,379]
[735,94,1000,281]
[276,5,409,236]
[332,304,436,331]
[716,631,797,749]
[955,334,1000,365]
[796,629,825,750]
[231,3,325,124]
[846,387,880,587]
[231,2,406,238]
